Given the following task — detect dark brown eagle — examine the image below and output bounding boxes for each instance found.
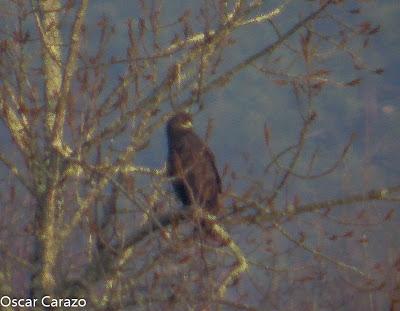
[166,112,222,214]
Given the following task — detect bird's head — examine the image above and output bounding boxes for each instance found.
[167,112,193,132]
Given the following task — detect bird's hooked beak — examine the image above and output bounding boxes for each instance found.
[181,120,193,129]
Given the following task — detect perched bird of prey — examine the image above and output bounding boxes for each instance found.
[166,112,222,214]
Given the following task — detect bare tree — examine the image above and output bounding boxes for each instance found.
[0,0,398,310]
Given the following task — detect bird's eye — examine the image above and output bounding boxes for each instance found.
[181,120,192,128]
